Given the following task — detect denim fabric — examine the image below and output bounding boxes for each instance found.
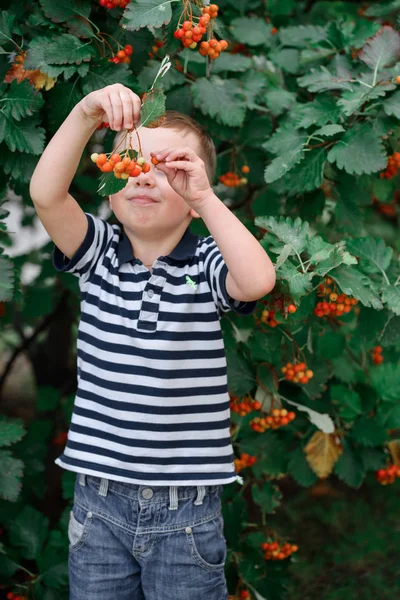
[68,473,229,599]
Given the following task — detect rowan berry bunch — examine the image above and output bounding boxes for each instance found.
[228,592,252,600]
[219,171,247,187]
[372,193,399,218]
[380,151,400,179]
[376,464,400,485]
[261,540,298,560]
[372,345,384,364]
[174,2,228,59]
[149,40,164,59]
[7,593,26,600]
[91,152,151,179]
[260,308,279,327]
[282,361,314,385]
[230,394,261,416]
[314,277,358,318]
[234,452,257,472]
[250,408,296,432]
[99,0,130,9]
[108,44,133,64]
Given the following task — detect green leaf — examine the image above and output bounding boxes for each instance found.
[9,506,49,560]
[370,362,400,403]
[226,347,254,397]
[97,172,127,198]
[279,24,326,48]
[191,76,246,127]
[138,61,185,92]
[39,0,91,23]
[81,62,137,95]
[381,284,400,315]
[292,96,342,129]
[251,481,282,514]
[25,34,95,73]
[265,88,296,116]
[334,438,366,488]
[327,123,387,175]
[140,87,166,127]
[277,261,313,300]
[255,216,309,253]
[359,26,400,71]
[0,80,44,121]
[263,123,306,155]
[122,0,176,30]
[264,151,305,183]
[287,446,318,487]
[231,16,273,47]
[330,265,383,309]
[0,416,26,447]
[250,433,287,477]
[0,451,24,502]
[211,53,252,73]
[284,148,326,194]
[270,48,300,74]
[345,237,393,276]
[383,89,400,119]
[312,247,358,277]
[350,416,388,447]
[0,10,18,51]
[0,115,45,154]
[297,66,354,92]
[0,254,14,300]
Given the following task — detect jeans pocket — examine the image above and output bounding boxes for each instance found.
[68,506,92,552]
[185,513,227,571]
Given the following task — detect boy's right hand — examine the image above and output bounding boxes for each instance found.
[78,84,142,132]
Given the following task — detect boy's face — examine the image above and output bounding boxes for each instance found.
[109,126,202,235]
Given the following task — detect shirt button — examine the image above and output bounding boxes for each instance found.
[141,488,153,499]
[147,289,154,298]
[185,527,192,534]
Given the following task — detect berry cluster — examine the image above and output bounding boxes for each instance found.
[7,593,26,600]
[261,540,298,561]
[282,362,314,385]
[228,591,251,600]
[372,194,398,218]
[380,152,400,179]
[230,394,261,417]
[376,464,400,485]
[91,152,151,178]
[174,5,228,59]
[372,345,384,365]
[219,171,248,187]
[261,308,279,327]
[108,44,133,64]
[99,0,130,9]
[250,408,296,432]
[234,452,257,472]
[149,40,164,59]
[315,277,358,318]
[96,121,110,130]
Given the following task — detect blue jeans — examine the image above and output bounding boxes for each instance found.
[68,473,229,599]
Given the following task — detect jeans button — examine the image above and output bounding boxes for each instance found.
[142,488,153,499]
[185,527,192,534]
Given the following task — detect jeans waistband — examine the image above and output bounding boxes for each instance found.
[78,473,221,511]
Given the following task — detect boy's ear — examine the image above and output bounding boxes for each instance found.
[109,195,113,209]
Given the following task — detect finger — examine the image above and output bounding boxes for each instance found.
[162,160,196,172]
[119,91,133,130]
[102,92,114,129]
[164,148,199,164]
[131,92,141,124]
[151,147,175,161]
[110,92,124,131]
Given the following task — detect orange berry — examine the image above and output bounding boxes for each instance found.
[110,153,122,164]
[182,20,193,30]
[241,165,250,173]
[101,161,113,172]
[151,156,160,165]
[117,50,126,59]
[287,304,297,313]
[220,40,228,51]
[96,153,107,166]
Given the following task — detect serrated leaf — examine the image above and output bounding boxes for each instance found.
[1,80,44,121]
[284,148,326,194]
[0,115,45,154]
[211,53,252,73]
[270,48,299,74]
[359,26,400,71]
[0,10,18,50]
[264,151,305,183]
[226,347,254,396]
[366,1,400,18]
[251,481,282,514]
[297,66,354,93]
[24,34,95,76]
[330,265,383,309]
[122,0,176,31]
[327,123,387,175]
[231,16,272,47]
[263,123,306,155]
[338,82,395,117]
[140,87,166,127]
[312,247,358,277]
[288,446,318,487]
[0,416,26,447]
[312,124,345,137]
[192,76,246,127]
[370,362,400,403]
[81,62,137,95]
[97,172,127,198]
[279,24,326,48]
[255,216,309,253]
[383,89,400,118]
[277,261,313,300]
[345,237,393,275]
[0,255,14,301]
[330,384,363,421]
[0,451,24,502]
[39,0,91,23]
[381,284,400,315]
[334,438,365,488]
[9,506,49,560]
[138,61,185,92]
[292,96,342,129]
[350,416,388,447]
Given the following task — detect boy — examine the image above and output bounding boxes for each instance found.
[30,83,276,600]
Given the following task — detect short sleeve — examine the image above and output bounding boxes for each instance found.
[202,237,257,317]
[52,213,115,284]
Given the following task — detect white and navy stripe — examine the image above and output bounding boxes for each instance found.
[52,213,257,486]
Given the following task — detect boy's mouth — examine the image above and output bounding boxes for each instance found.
[128,195,159,205]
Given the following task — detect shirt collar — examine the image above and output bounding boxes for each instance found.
[117,225,199,267]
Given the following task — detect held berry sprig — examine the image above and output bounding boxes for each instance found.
[261,540,298,560]
[234,452,257,472]
[91,151,151,179]
[375,464,400,485]
[99,0,130,9]
[250,408,296,432]
[282,362,314,385]
[372,345,384,365]
[230,394,261,416]
[380,152,400,179]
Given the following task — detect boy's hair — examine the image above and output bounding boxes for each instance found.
[114,110,217,183]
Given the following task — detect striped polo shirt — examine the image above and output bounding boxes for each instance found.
[52,212,257,486]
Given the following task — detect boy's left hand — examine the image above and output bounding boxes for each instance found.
[150,147,213,209]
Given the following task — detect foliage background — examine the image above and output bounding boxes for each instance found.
[1,0,400,598]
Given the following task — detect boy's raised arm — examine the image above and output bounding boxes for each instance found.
[29,84,141,260]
